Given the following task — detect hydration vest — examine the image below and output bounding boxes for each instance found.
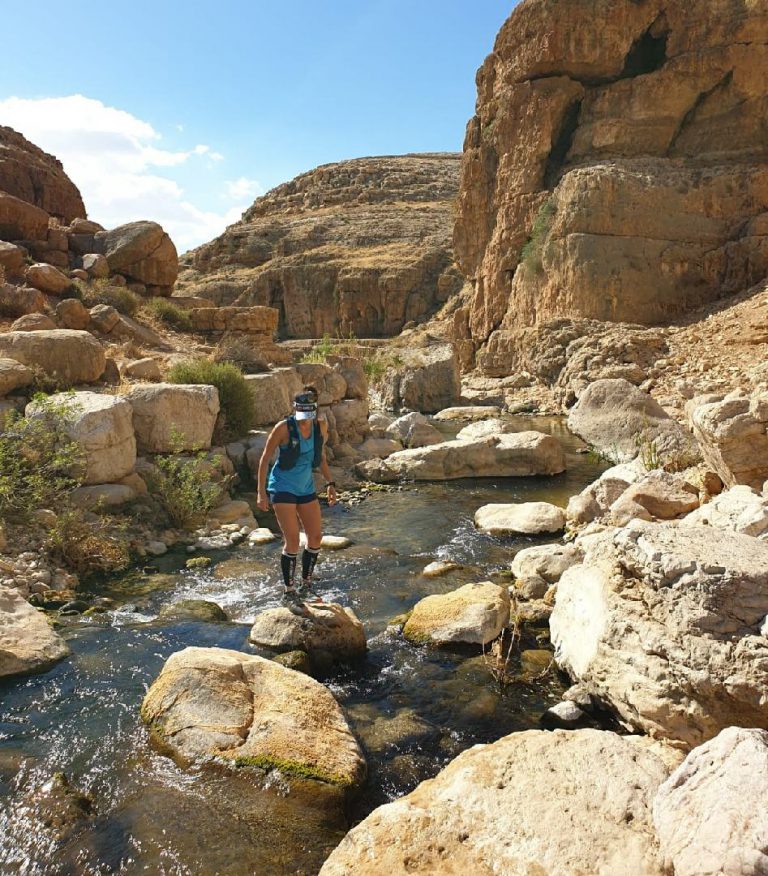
[277,415,323,471]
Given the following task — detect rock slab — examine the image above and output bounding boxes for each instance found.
[0,585,70,678]
[403,581,509,646]
[141,646,366,786]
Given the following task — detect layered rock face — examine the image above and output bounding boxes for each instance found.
[180,154,464,338]
[0,126,86,223]
[453,0,768,371]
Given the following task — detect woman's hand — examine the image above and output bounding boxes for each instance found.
[257,491,270,512]
[327,485,338,507]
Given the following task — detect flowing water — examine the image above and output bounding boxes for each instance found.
[0,416,605,875]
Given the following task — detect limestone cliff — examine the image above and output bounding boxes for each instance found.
[452,0,768,373]
[179,154,463,338]
[0,126,86,223]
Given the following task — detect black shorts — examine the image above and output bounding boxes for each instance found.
[270,492,317,505]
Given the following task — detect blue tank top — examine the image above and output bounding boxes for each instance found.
[267,423,316,496]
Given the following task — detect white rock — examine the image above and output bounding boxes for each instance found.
[248,528,278,545]
[653,727,768,876]
[682,485,768,538]
[0,585,70,678]
[455,418,518,440]
[433,405,501,421]
[475,502,566,535]
[319,729,681,876]
[125,383,220,453]
[511,543,582,583]
[249,603,366,660]
[422,560,461,578]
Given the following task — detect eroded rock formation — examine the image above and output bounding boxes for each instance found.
[179,154,464,338]
[0,126,86,223]
[452,0,768,372]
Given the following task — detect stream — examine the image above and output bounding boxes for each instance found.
[0,416,605,875]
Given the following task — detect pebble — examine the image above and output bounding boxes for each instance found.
[542,700,586,729]
[422,560,461,578]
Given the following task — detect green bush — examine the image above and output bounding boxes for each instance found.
[0,394,85,524]
[167,359,254,441]
[48,509,130,577]
[147,432,223,529]
[146,297,192,331]
[520,198,556,272]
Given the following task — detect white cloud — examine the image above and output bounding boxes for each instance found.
[0,94,245,251]
[225,176,263,201]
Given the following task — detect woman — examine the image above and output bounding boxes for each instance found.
[257,385,338,607]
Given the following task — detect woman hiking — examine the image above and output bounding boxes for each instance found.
[257,385,338,607]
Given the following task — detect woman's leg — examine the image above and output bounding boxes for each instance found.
[273,502,301,591]
[297,499,323,588]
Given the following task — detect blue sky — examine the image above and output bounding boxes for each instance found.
[0,1,514,251]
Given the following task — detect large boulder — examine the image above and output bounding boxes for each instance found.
[375,344,460,413]
[681,485,768,538]
[125,383,219,452]
[688,393,768,490]
[385,412,443,447]
[357,431,566,482]
[249,603,366,661]
[0,330,106,385]
[0,585,70,678]
[567,379,698,465]
[511,542,582,584]
[653,727,768,876]
[0,191,49,240]
[25,263,71,296]
[0,357,33,396]
[608,470,700,524]
[551,521,768,748]
[244,368,302,426]
[403,581,510,645]
[319,728,682,876]
[475,501,566,535]
[141,646,366,787]
[331,398,369,444]
[566,458,647,525]
[27,391,136,484]
[95,221,178,293]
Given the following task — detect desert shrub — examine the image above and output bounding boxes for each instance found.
[520,198,556,272]
[147,435,223,528]
[48,509,130,577]
[79,280,141,316]
[167,359,254,441]
[301,332,335,364]
[0,394,85,524]
[59,283,83,301]
[146,298,192,331]
[361,351,403,386]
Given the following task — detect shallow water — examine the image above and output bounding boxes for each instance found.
[0,416,605,875]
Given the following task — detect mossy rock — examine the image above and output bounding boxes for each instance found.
[158,599,228,623]
[272,650,311,674]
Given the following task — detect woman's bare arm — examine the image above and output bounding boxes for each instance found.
[257,421,288,510]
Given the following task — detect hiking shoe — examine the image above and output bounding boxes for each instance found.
[297,580,323,603]
[280,588,306,614]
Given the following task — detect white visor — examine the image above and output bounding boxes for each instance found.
[294,409,317,420]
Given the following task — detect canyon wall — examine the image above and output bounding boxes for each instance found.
[452,0,768,374]
[180,154,464,339]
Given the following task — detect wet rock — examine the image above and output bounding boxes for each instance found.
[349,705,439,755]
[27,772,94,842]
[158,599,228,622]
[433,405,501,422]
[551,521,768,747]
[653,727,768,876]
[422,560,462,578]
[357,431,566,482]
[272,650,312,674]
[0,585,70,678]
[142,646,365,786]
[319,535,352,550]
[249,603,366,661]
[520,648,553,678]
[681,484,768,538]
[403,581,509,646]
[319,729,682,876]
[475,501,566,535]
[568,379,698,465]
[248,527,279,545]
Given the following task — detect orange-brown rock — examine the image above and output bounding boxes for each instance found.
[0,192,49,241]
[94,221,178,294]
[0,126,86,223]
[453,0,768,371]
[187,305,278,334]
[179,154,463,338]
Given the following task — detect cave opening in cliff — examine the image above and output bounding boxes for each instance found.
[543,99,582,189]
[621,27,668,78]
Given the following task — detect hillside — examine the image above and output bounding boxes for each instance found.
[178,153,464,339]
